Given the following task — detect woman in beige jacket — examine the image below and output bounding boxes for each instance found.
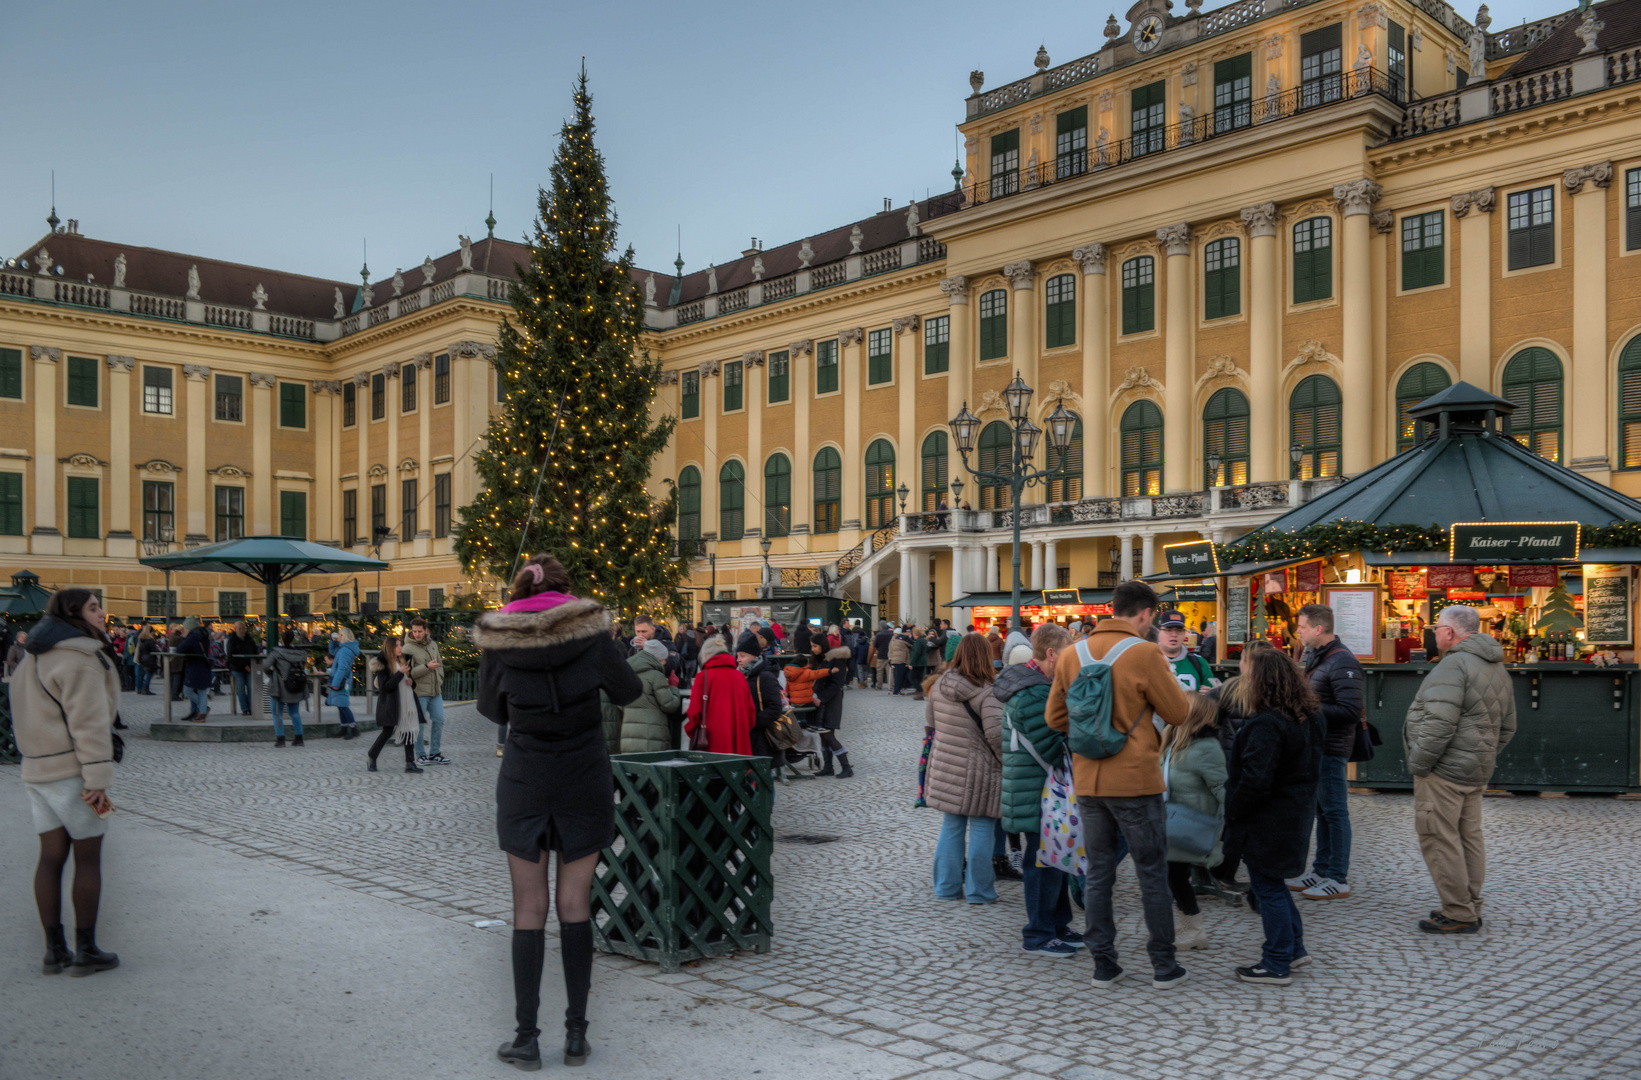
[11,588,121,977]
[925,634,1005,904]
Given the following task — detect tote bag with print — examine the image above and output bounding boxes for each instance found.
[1038,752,1087,877]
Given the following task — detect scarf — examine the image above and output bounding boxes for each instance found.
[392,676,421,745]
[501,590,579,613]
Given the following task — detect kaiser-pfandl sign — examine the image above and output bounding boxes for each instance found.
[1449,522,1580,563]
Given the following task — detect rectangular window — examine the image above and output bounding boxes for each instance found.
[401,478,418,539]
[434,352,451,404]
[218,592,247,618]
[371,373,385,420]
[681,371,699,417]
[365,591,379,610]
[924,316,950,374]
[278,381,305,428]
[767,350,789,403]
[1055,106,1088,178]
[146,590,177,617]
[1045,275,1076,348]
[66,476,99,538]
[1387,21,1408,102]
[1204,238,1241,320]
[429,587,445,609]
[342,488,358,546]
[1401,211,1445,289]
[867,328,892,385]
[723,360,743,412]
[1131,81,1166,157]
[979,289,1008,360]
[434,473,452,538]
[1508,187,1556,270]
[0,348,21,399]
[142,480,173,542]
[0,472,20,534]
[66,356,98,407]
[215,374,243,422]
[283,592,311,617]
[1293,217,1334,303]
[1121,258,1156,335]
[1628,168,1641,252]
[989,129,1020,197]
[279,490,307,539]
[1300,25,1343,108]
[370,483,386,537]
[215,485,244,541]
[1213,53,1252,133]
[401,361,417,412]
[342,380,356,426]
[142,366,173,414]
[331,592,350,614]
[816,339,839,394]
[396,589,412,611]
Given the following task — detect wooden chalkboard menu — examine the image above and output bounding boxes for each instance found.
[1583,567,1632,645]
[1225,585,1250,644]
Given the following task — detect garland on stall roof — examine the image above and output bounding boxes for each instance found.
[1216,519,1641,568]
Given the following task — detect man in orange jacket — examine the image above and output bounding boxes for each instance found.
[1046,580,1193,991]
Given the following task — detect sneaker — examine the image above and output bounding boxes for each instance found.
[1151,964,1189,989]
[1418,914,1480,934]
[428,753,451,765]
[496,746,505,757]
[1430,909,1484,928]
[1022,940,1078,959]
[1007,848,1026,875]
[1301,878,1351,900]
[1059,930,1085,948]
[1236,964,1291,986]
[1091,961,1124,988]
[1286,872,1322,892]
[1290,953,1312,968]
[416,755,433,767]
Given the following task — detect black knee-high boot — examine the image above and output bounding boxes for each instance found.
[560,920,594,1065]
[505,929,546,1054]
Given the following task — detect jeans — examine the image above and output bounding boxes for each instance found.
[1312,753,1352,883]
[933,813,999,903]
[272,701,303,737]
[336,704,356,727]
[891,664,909,694]
[230,671,252,714]
[184,685,211,717]
[1021,831,1074,948]
[1078,794,1176,976]
[414,695,446,757]
[136,666,154,694]
[1246,869,1306,975]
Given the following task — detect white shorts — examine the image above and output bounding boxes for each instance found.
[27,776,109,839]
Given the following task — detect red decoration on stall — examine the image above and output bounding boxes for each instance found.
[1292,561,1323,592]
[1446,590,1487,602]
[1427,565,1475,590]
[1387,571,1425,599]
[1508,564,1560,588]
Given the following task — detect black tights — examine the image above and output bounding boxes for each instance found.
[1167,861,1200,916]
[369,726,415,765]
[819,730,844,754]
[35,828,102,930]
[508,851,599,1039]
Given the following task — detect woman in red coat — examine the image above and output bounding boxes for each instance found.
[684,638,755,755]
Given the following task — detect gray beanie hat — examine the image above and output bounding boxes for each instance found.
[643,638,670,662]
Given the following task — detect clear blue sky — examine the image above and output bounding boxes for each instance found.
[5,0,1547,284]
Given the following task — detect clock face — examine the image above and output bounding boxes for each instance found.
[1134,13,1164,52]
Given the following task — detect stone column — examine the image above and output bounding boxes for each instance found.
[414,354,432,555]
[1072,245,1107,494]
[839,328,864,532]
[950,541,965,602]
[894,316,920,504]
[1158,224,1194,492]
[1140,533,1156,578]
[382,365,400,555]
[699,362,718,546]
[1371,210,1392,462]
[352,374,370,544]
[1335,181,1382,475]
[105,356,135,557]
[1452,187,1496,388]
[249,373,275,534]
[898,547,914,623]
[789,341,813,534]
[1119,531,1136,581]
[29,347,60,554]
[1044,537,1058,591]
[742,351,764,557]
[859,563,878,616]
[1567,163,1614,478]
[985,543,1000,591]
[940,277,970,493]
[1030,540,1046,589]
[182,365,210,542]
[1004,259,1037,403]
[1241,203,1279,481]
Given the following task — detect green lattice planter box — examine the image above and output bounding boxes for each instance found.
[592,750,773,972]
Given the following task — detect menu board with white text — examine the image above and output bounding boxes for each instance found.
[1322,585,1381,660]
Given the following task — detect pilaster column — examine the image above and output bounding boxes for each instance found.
[414,353,432,553]
[1158,224,1193,492]
[1241,204,1279,481]
[1044,537,1058,591]
[1371,210,1393,462]
[1567,163,1614,478]
[182,365,210,542]
[950,541,965,602]
[315,380,342,545]
[1119,532,1136,581]
[789,341,813,534]
[839,328,864,531]
[381,365,400,551]
[1025,540,1040,589]
[1335,180,1383,474]
[1452,187,1496,388]
[29,347,60,553]
[985,543,1000,591]
[352,374,370,544]
[859,563,878,615]
[1004,260,1037,403]
[699,362,719,544]
[894,316,920,504]
[743,351,764,556]
[1140,533,1156,578]
[940,276,970,492]
[898,547,914,623]
[249,373,275,534]
[106,356,135,556]
[1072,245,1108,494]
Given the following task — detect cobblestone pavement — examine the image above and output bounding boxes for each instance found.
[64,686,1641,1080]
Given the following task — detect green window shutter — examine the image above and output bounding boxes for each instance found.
[1119,402,1163,497]
[0,472,22,535]
[66,356,98,407]
[0,349,21,399]
[767,351,789,403]
[1213,53,1253,132]
[816,340,839,394]
[677,467,701,538]
[1290,375,1343,478]
[813,449,841,533]
[920,432,948,510]
[719,461,744,541]
[1395,362,1452,450]
[1503,347,1564,461]
[1402,211,1445,290]
[1131,81,1166,155]
[1622,353,1641,469]
[279,382,306,428]
[280,491,307,539]
[976,423,1012,508]
[1202,389,1250,486]
[681,372,699,418]
[1204,239,1240,320]
[979,290,1007,360]
[66,476,99,539]
[1508,188,1556,270]
[1121,258,1154,334]
[990,129,1020,195]
[864,439,896,528]
[1047,420,1083,502]
[1293,217,1332,303]
[764,454,791,537]
[1045,274,1076,348]
[723,360,743,411]
[1626,169,1641,251]
[924,316,950,374]
[868,329,892,384]
[1055,106,1088,176]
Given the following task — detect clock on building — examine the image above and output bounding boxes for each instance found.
[1133,13,1164,52]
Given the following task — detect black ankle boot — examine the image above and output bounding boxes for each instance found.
[292,734,305,747]
[817,750,835,777]
[42,924,73,975]
[564,1020,590,1066]
[496,1035,542,1071]
[70,926,119,977]
[835,752,854,779]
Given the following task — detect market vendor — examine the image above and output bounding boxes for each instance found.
[1157,609,1218,694]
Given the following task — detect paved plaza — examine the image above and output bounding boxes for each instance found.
[6,685,1639,1080]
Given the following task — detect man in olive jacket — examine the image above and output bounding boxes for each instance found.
[1403,605,1516,934]
[403,618,448,765]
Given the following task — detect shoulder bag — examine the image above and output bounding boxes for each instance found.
[688,678,712,751]
[1161,748,1220,859]
[959,696,1001,762]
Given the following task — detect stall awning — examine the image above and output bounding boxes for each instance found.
[1142,555,1318,582]
[945,588,1112,609]
[1364,547,1641,567]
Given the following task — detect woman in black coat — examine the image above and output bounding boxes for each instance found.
[1223,647,1322,986]
[367,636,423,773]
[740,641,783,762]
[809,641,855,777]
[473,555,642,1071]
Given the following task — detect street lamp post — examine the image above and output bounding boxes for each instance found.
[948,372,1075,633]
[759,536,773,598]
[1206,448,1222,492]
[1289,440,1305,480]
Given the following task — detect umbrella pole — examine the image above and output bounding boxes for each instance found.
[265,575,280,645]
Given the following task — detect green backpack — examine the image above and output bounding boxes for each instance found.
[1065,636,1145,760]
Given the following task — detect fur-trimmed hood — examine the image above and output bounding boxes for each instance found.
[472,599,612,652]
[824,646,852,662]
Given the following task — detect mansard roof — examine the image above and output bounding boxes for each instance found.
[1505,0,1641,75]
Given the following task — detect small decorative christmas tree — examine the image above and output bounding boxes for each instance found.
[1534,582,1582,635]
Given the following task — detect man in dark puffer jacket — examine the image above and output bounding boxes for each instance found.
[1292,604,1365,900]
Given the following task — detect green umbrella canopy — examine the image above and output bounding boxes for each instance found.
[0,569,54,615]
[140,535,388,624]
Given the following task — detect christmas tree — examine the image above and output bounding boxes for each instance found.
[1533,583,1581,635]
[454,71,685,616]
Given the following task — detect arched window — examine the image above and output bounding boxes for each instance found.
[1503,347,1563,461]
[1396,363,1451,452]
[677,466,701,539]
[977,421,1013,509]
[1620,338,1641,468]
[1047,418,1083,503]
[864,439,896,528]
[1290,375,1342,479]
[921,432,949,511]
[1203,389,1250,487]
[979,289,1008,360]
[813,448,841,534]
[1045,274,1077,348]
[1120,402,1163,496]
[764,454,791,538]
[719,461,745,541]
